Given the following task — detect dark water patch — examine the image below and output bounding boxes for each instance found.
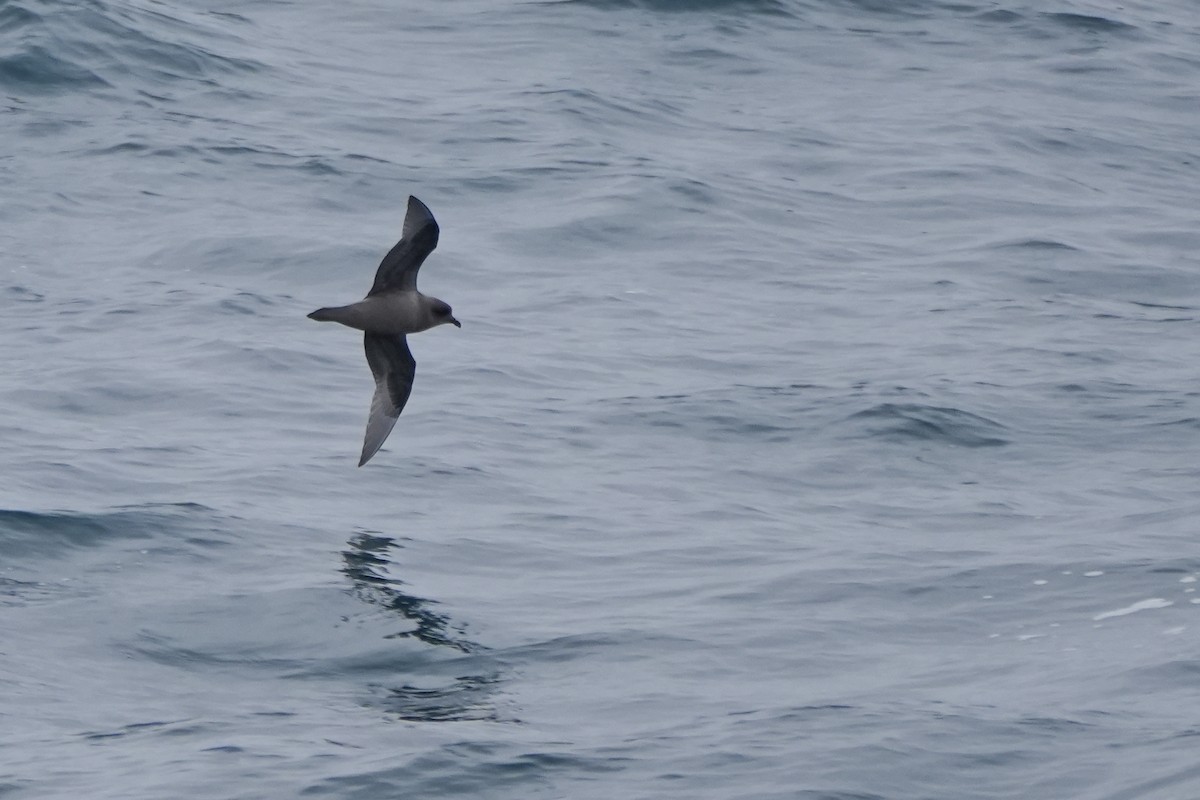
[974,9,1021,25]
[835,0,986,20]
[76,2,265,80]
[0,3,39,33]
[0,0,265,99]
[80,719,177,741]
[1041,12,1138,36]
[0,45,110,92]
[1016,715,1093,733]
[669,177,719,210]
[342,533,478,654]
[374,673,501,722]
[245,153,343,177]
[85,141,149,157]
[843,404,1008,447]
[1130,300,1196,312]
[1149,417,1200,432]
[80,140,221,163]
[1056,382,1102,395]
[1138,314,1197,324]
[522,86,698,133]
[664,45,755,68]
[0,780,34,797]
[1048,60,1125,76]
[0,576,56,606]
[993,238,1081,251]
[207,10,251,25]
[341,534,503,722]
[973,9,1139,42]
[343,152,394,166]
[6,285,44,302]
[506,631,697,666]
[0,503,213,559]
[731,703,859,724]
[217,290,277,316]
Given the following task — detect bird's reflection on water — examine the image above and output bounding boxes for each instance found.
[340,532,501,722]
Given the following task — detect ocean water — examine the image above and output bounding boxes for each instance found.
[3,0,1200,797]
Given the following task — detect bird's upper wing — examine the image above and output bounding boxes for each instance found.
[359,333,417,466]
[367,196,440,297]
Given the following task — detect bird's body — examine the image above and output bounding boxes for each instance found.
[308,196,459,466]
[309,292,445,336]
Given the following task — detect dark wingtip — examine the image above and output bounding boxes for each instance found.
[405,196,437,230]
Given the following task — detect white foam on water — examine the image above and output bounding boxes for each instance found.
[1093,598,1173,621]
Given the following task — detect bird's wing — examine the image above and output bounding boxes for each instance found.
[359,333,417,466]
[367,196,440,297]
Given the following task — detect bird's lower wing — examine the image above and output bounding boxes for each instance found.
[359,333,417,466]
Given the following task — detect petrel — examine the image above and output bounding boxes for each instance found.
[308,196,460,466]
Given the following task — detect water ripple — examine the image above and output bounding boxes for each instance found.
[843,404,1009,447]
[0,0,265,97]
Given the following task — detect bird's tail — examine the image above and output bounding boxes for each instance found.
[308,307,342,322]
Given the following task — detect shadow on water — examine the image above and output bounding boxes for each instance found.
[341,533,503,722]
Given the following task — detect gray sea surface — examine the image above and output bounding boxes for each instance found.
[3,0,1200,798]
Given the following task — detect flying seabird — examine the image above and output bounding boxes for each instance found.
[308,196,460,466]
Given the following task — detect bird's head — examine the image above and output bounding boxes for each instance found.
[431,298,461,328]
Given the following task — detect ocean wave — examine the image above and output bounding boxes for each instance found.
[0,0,265,97]
[843,403,1008,447]
[0,43,109,91]
[1041,11,1138,35]
[0,502,213,560]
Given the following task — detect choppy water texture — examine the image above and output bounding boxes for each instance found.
[3,0,1200,797]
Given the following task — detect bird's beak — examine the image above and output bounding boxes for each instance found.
[450,317,462,328]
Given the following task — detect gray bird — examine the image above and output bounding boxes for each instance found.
[308,196,460,466]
